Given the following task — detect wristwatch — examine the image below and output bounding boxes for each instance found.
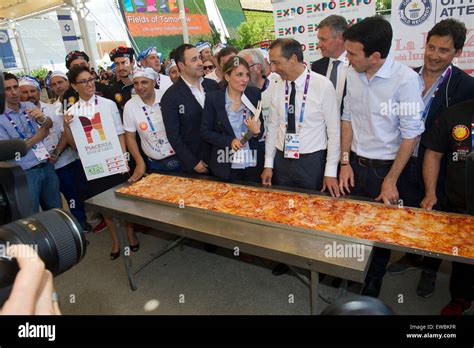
[52,149,62,158]
[36,116,48,125]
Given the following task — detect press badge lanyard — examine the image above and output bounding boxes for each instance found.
[421,65,452,122]
[285,72,311,131]
[142,106,156,132]
[5,111,36,139]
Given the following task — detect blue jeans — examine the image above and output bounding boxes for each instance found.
[25,162,62,213]
[55,160,89,224]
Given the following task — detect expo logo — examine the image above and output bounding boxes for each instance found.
[278,25,306,37]
[300,42,319,52]
[276,6,305,18]
[306,1,337,13]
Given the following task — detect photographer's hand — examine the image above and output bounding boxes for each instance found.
[0,244,61,315]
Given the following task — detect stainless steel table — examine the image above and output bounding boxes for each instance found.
[86,186,373,314]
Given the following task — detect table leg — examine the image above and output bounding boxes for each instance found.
[113,218,137,291]
[310,270,319,315]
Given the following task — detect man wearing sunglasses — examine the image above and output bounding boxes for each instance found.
[62,51,108,110]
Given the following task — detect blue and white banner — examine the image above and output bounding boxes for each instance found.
[391,0,474,74]
[57,9,80,54]
[0,30,17,69]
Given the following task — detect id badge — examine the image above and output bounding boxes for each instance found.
[31,141,51,161]
[284,133,300,159]
[149,130,174,157]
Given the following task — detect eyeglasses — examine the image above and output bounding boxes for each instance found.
[203,65,215,71]
[75,77,95,86]
[249,63,259,68]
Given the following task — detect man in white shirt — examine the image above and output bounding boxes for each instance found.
[262,38,340,195]
[311,15,349,112]
[137,46,173,93]
[124,67,180,182]
[262,39,341,276]
[339,16,425,297]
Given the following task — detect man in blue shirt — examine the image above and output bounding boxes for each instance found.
[339,17,425,298]
[0,72,61,213]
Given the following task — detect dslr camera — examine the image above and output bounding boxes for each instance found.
[0,70,87,305]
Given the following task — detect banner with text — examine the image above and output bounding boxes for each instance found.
[391,0,474,74]
[70,106,128,181]
[271,0,376,64]
[118,0,213,57]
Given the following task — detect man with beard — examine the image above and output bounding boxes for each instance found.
[104,46,136,117]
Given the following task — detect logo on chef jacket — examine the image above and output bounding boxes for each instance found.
[399,0,432,26]
[452,125,469,141]
[115,93,123,103]
[68,96,76,107]
[139,121,148,131]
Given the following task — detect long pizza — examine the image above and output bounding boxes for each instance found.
[116,174,474,260]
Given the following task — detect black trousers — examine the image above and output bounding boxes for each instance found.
[229,166,261,183]
[450,262,474,300]
[273,149,327,190]
[350,154,422,280]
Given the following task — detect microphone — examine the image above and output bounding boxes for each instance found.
[0,140,28,161]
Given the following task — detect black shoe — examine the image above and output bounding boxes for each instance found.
[361,278,383,298]
[416,270,436,298]
[130,243,139,252]
[204,243,217,253]
[272,263,289,276]
[387,254,422,275]
[81,221,93,234]
[110,250,120,260]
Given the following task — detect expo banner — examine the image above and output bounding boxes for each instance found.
[391,0,474,74]
[70,105,128,181]
[118,0,213,57]
[271,0,376,64]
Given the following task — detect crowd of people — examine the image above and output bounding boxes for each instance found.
[1,15,473,315]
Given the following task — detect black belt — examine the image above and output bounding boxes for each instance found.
[27,162,49,171]
[352,153,394,167]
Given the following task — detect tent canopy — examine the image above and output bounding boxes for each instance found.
[0,0,65,23]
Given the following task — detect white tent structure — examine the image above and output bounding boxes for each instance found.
[0,0,190,73]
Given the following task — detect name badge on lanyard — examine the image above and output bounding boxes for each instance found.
[284,133,301,159]
[143,106,174,158]
[284,72,311,159]
[6,110,50,161]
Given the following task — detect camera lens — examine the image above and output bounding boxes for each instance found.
[0,209,87,291]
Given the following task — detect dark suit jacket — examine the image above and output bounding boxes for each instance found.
[200,86,264,179]
[161,77,219,173]
[416,65,474,208]
[311,57,347,114]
